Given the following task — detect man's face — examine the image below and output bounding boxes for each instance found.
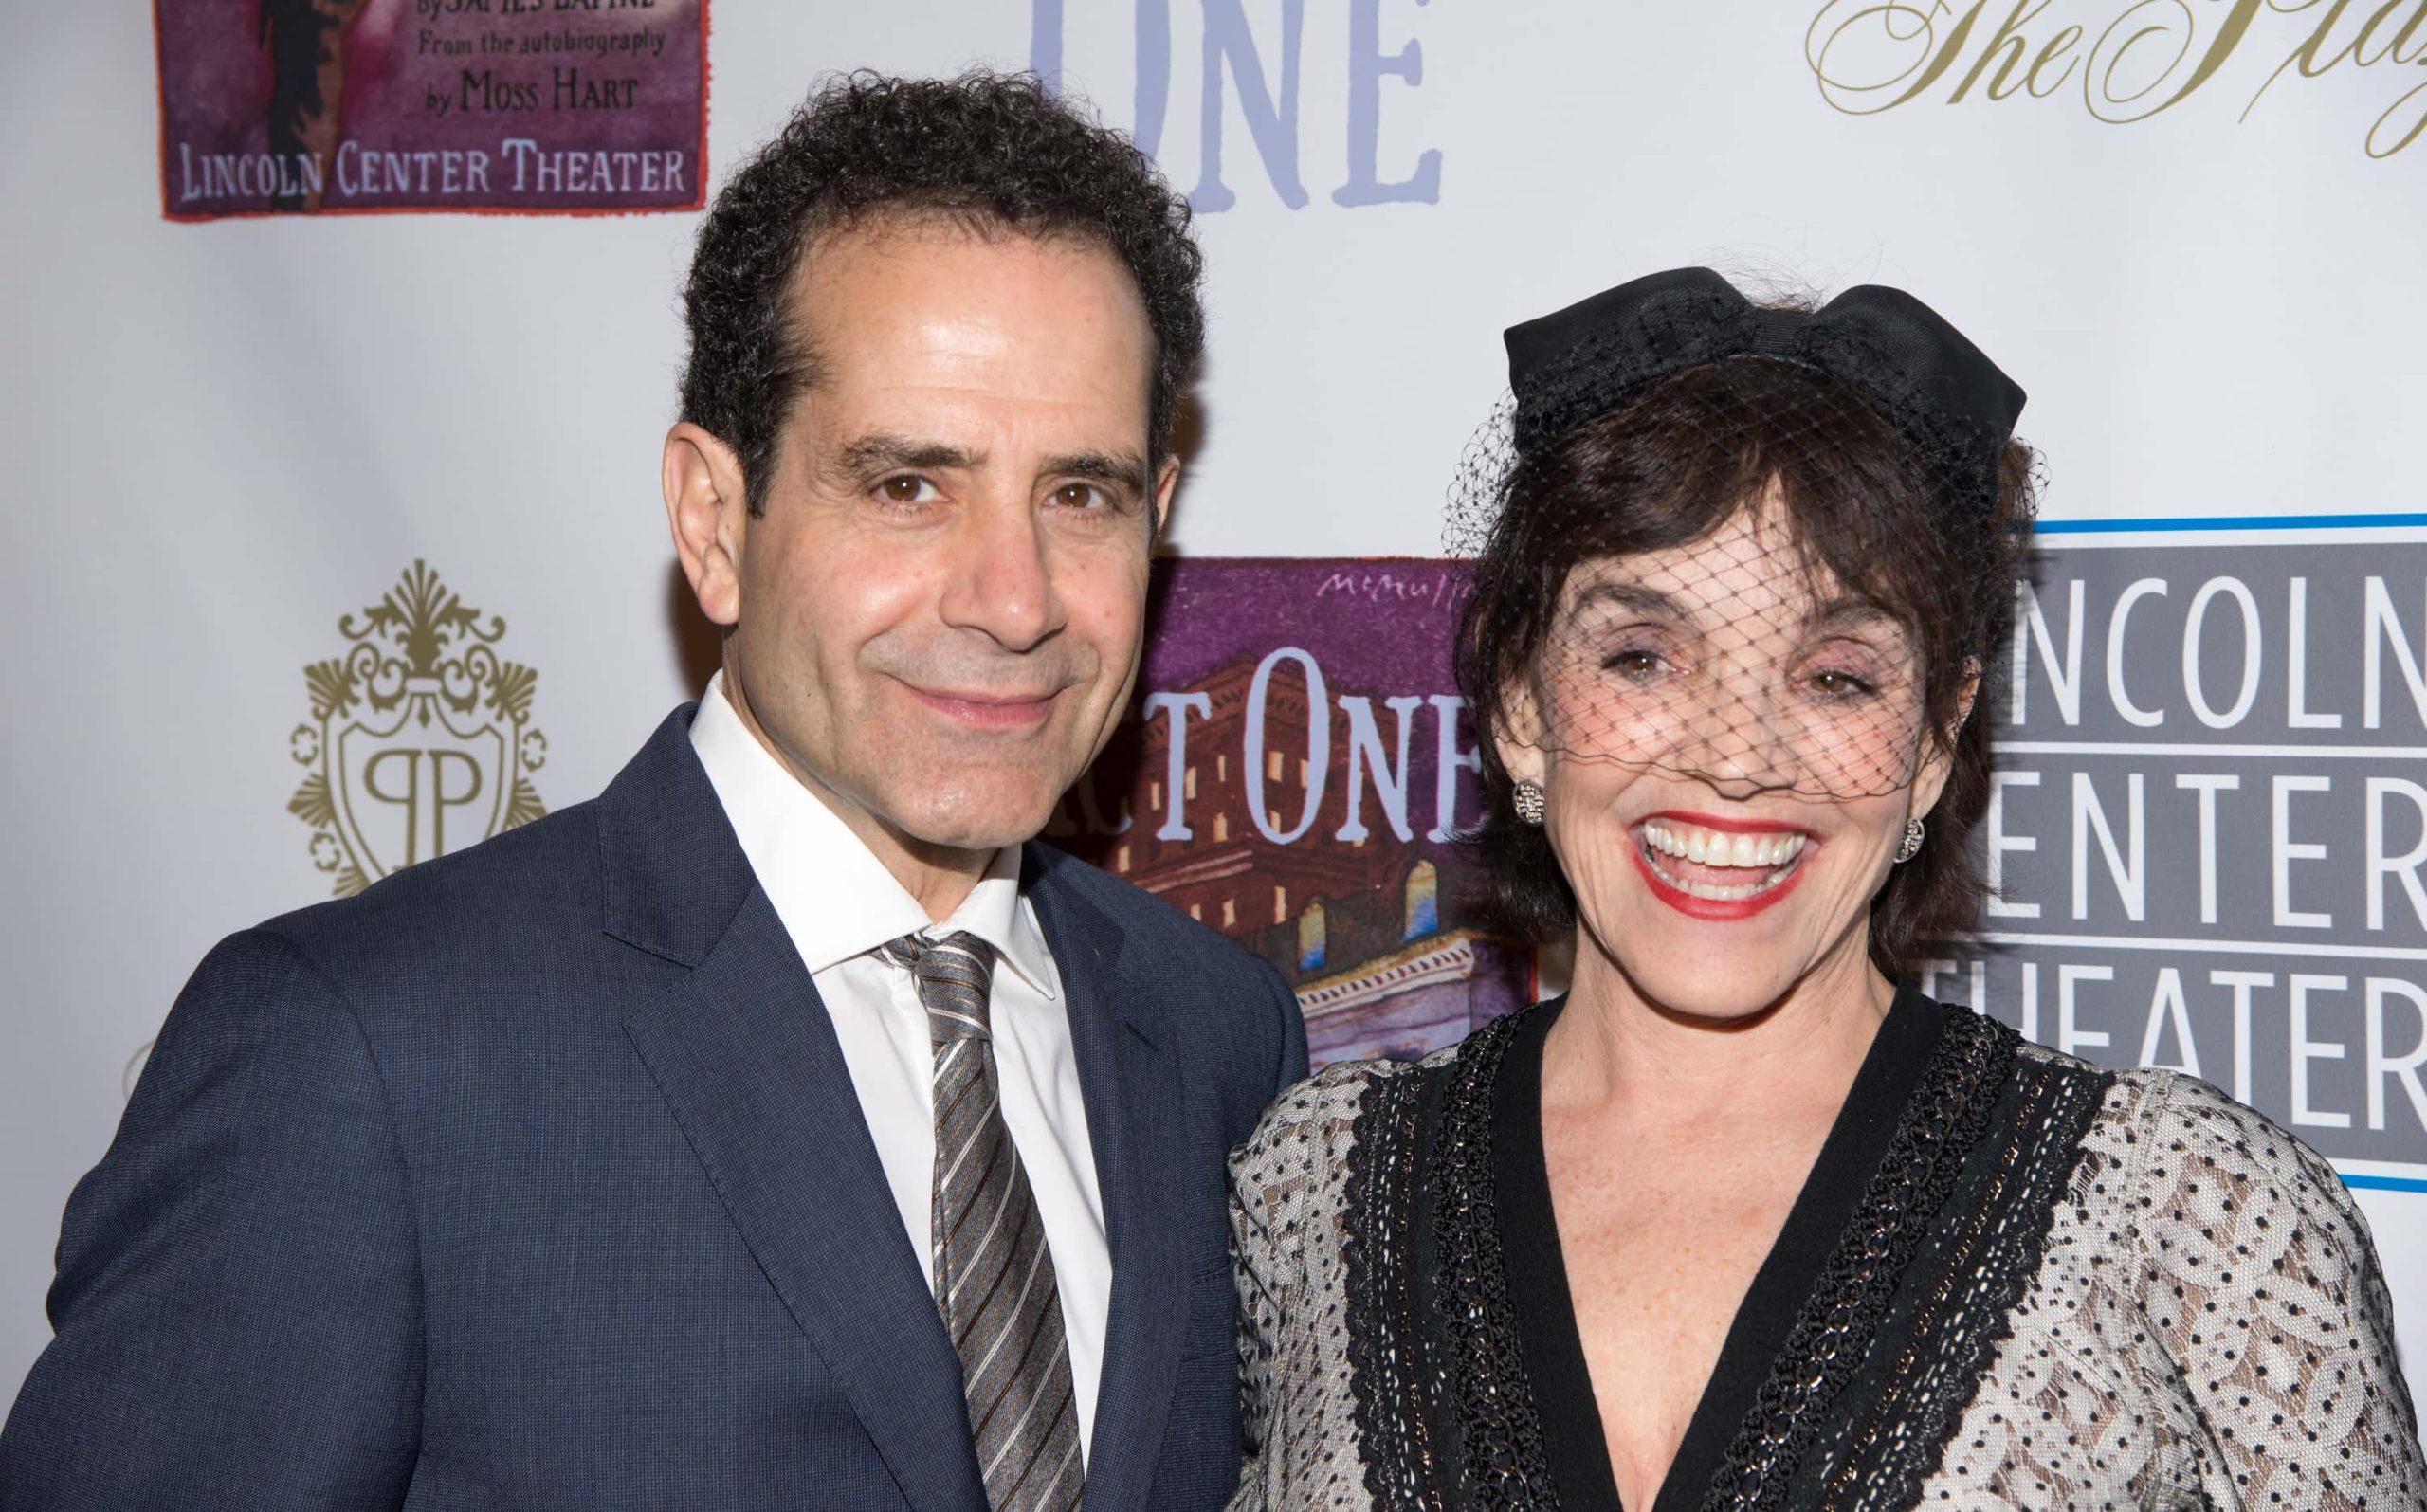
[704,219,1168,867]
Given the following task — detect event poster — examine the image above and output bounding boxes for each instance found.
[1046,558,1535,1066]
[154,0,707,218]
[1929,529,2427,1177]
[1046,538,2427,1176]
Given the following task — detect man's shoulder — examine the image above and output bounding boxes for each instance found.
[1027,845,1305,1126]
[254,794,610,982]
[1025,841,1275,984]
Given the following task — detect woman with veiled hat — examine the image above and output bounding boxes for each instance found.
[1224,269,2427,1510]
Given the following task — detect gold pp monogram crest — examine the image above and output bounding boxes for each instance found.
[287,561,547,896]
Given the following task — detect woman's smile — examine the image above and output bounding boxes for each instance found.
[1627,811,1817,918]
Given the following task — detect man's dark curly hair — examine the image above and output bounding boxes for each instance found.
[679,70,1205,516]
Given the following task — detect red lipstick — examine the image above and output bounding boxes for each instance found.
[1643,811,1817,837]
[1629,811,1816,922]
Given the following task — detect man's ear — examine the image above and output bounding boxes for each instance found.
[663,423,751,628]
[1150,457,1180,540]
[1911,659,1982,821]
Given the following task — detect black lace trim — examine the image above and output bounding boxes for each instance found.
[1342,1011,1560,1512]
[1693,1008,2020,1512]
[1428,1011,1559,1510]
[1344,1062,1451,1512]
[1348,1004,2112,1512]
[1792,1051,2116,1510]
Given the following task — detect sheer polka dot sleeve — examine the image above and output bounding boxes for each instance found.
[1225,1064,1386,1512]
[2126,1071,2427,1508]
[1229,1094,1313,1511]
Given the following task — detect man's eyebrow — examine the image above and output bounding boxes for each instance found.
[1567,581,1682,621]
[1044,449,1152,496]
[835,433,986,474]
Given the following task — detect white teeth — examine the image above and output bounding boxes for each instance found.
[1638,821,1806,871]
[1637,822,1810,902]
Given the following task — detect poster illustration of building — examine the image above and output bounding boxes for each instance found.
[1046,558,1534,1067]
[154,0,707,218]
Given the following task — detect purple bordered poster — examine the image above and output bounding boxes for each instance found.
[154,0,708,219]
[1047,559,1535,1068]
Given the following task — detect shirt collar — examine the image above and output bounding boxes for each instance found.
[688,673,1057,998]
[949,846,1060,1001]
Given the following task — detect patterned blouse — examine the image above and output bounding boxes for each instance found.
[1226,992,2427,1511]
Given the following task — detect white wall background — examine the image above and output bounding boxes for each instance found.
[5,0,2423,1410]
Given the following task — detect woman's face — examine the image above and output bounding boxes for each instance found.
[1498,485,1962,1021]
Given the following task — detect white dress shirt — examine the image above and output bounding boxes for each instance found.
[689,673,1110,1462]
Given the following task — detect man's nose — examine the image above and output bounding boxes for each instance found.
[937,493,1067,653]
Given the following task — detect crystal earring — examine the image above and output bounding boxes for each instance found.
[1894,816,1925,864]
[1512,779,1546,827]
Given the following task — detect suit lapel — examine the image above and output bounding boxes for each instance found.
[601,710,985,1512]
[1026,847,1193,1512]
[621,889,985,1512]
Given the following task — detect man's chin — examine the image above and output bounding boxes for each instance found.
[880,781,1068,858]
[896,825,1045,860]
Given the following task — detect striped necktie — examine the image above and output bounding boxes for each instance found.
[882,931,1085,1512]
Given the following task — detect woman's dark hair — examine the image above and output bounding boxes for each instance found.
[678,70,1204,516]
[1454,356,2038,981]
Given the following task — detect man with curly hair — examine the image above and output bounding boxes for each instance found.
[0,72,1306,1512]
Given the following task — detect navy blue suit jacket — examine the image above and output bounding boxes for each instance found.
[0,706,1307,1511]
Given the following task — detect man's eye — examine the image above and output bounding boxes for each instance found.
[876,475,939,504]
[1051,483,1111,510]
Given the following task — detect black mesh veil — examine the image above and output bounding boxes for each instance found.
[1449,268,2032,816]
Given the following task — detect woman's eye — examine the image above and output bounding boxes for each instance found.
[1603,648,1666,680]
[1808,667,1875,698]
[876,475,939,504]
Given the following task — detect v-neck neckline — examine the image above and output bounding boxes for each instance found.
[1487,988,1948,1512]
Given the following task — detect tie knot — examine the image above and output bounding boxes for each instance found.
[883,931,996,1042]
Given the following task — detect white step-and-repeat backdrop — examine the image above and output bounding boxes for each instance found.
[5,0,2425,1410]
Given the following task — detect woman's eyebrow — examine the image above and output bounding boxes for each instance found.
[1566,581,1682,622]
[1807,595,1904,634]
